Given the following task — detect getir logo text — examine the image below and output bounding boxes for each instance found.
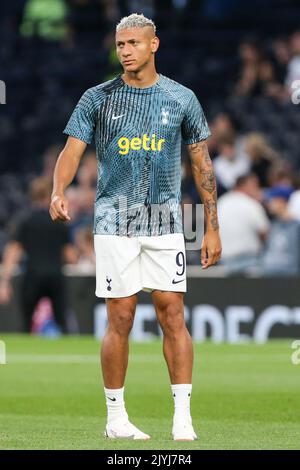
[118,134,165,155]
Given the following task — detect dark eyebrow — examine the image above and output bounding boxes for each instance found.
[116,39,139,46]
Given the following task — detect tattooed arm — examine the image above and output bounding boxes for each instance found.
[186,140,222,268]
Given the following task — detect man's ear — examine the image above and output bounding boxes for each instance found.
[151,36,160,53]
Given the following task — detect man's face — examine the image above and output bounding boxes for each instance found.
[241,175,261,201]
[115,27,159,73]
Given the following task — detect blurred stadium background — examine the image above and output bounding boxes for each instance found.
[1,0,300,451]
[1,0,300,340]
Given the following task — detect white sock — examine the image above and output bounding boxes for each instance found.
[104,386,128,424]
[171,384,192,424]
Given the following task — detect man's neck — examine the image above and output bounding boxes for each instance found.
[121,68,159,89]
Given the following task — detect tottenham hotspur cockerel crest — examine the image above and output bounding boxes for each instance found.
[161,108,169,125]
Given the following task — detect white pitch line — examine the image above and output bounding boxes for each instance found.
[4,353,289,364]
[5,354,163,364]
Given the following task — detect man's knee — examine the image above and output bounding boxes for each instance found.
[107,299,135,336]
[158,303,185,336]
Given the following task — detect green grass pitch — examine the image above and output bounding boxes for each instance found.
[0,335,299,450]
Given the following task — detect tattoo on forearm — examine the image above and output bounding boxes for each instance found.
[201,161,219,230]
[200,170,215,193]
[189,142,203,154]
[203,144,212,165]
[204,199,215,214]
[190,142,211,163]
[199,144,216,193]
[188,141,219,231]
[189,143,216,194]
[204,198,219,231]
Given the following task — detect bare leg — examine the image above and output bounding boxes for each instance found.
[152,290,197,440]
[101,294,151,439]
[152,291,193,383]
[101,294,137,388]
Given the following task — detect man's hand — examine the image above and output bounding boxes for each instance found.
[49,136,87,222]
[49,194,71,221]
[201,231,222,269]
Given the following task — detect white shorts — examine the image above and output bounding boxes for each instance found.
[94,233,187,298]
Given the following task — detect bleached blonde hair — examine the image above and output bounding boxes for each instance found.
[116,13,156,34]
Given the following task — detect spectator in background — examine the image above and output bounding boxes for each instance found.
[20,0,69,41]
[244,133,279,188]
[235,39,263,96]
[40,144,63,180]
[75,225,95,272]
[218,173,270,274]
[257,59,280,97]
[208,113,237,160]
[267,38,290,101]
[285,31,300,89]
[76,150,97,190]
[181,158,201,204]
[0,177,77,333]
[211,113,236,143]
[261,186,300,276]
[288,187,300,222]
[267,160,295,189]
[213,136,250,193]
[234,37,284,100]
[272,37,290,85]
[66,151,96,238]
[65,186,82,226]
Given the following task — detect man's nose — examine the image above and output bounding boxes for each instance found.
[122,46,132,57]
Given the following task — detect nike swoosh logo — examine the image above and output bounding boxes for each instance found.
[112,114,125,120]
[172,279,185,284]
[107,397,116,401]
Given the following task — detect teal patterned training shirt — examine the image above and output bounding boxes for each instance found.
[63,74,211,236]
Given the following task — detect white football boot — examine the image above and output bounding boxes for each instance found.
[172,418,198,441]
[105,418,151,440]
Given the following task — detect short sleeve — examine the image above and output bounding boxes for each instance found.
[181,91,211,145]
[63,89,97,144]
